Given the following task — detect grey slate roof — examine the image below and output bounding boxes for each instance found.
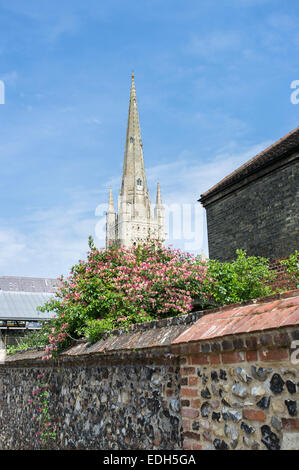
[0,291,55,321]
[0,276,58,293]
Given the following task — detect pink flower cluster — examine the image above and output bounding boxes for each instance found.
[54,242,210,323]
[42,322,69,360]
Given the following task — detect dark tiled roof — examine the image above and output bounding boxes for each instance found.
[0,276,58,293]
[200,125,299,202]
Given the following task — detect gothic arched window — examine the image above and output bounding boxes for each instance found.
[137,178,142,188]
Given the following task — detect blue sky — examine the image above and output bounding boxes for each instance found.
[0,0,298,278]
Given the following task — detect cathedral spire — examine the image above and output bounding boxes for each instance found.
[120,73,148,199]
[106,74,164,249]
[107,188,115,213]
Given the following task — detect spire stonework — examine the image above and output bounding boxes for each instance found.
[106,74,164,248]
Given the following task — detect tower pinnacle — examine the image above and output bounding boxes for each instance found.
[156,182,162,205]
[107,188,115,212]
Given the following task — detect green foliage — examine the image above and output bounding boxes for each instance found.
[84,311,152,343]
[204,249,276,305]
[280,250,299,288]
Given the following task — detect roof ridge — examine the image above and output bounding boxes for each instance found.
[0,290,55,295]
[200,125,299,200]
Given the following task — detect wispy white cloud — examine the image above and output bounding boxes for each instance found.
[46,14,80,43]
[193,111,249,137]
[147,140,270,203]
[0,0,296,276]
[267,13,296,30]
[84,117,102,126]
[0,71,18,85]
[0,139,270,276]
[0,228,26,268]
[186,31,242,60]
[0,205,95,278]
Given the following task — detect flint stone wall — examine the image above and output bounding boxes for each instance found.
[0,309,200,450]
[0,361,181,450]
[177,340,299,451]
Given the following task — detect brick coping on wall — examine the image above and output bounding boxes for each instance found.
[173,289,299,345]
[2,288,298,366]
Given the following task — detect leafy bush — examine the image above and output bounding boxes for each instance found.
[204,249,276,305]
[39,238,210,353]
[280,250,299,288]
[6,321,55,355]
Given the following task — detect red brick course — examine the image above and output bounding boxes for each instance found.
[190,354,209,365]
[188,376,199,386]
[210,353,221,364]
[242,409,266,421]
[281,418,299,431]
[259,348,289,361]
[246,350,258,362]
[181,388,198,397]
[181,367,195,375]
[221,351,244,364]
[181,408,199,419]
[190,398,201,408]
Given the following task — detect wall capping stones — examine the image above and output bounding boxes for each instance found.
[172,327,298,361]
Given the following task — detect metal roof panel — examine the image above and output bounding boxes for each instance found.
[0,291,55,320]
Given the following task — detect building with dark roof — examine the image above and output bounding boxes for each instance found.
[199,126,299,262]
[0,276,57,293]
[0,276,58,348]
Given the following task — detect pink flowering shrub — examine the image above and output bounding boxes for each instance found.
[39,238,211,352]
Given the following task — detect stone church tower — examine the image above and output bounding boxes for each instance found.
[106,74,165,248]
